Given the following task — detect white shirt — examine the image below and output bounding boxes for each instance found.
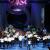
[26,31,31,34]
[18,35,23,41]
[0,38,4,43]
[37,37,41,39]
[33,31,36,34]
[37,39,40,41]
[15,32,19,36]
[28,40,31,44]
[27,34,33,38]
[43,36,47,40]
[47,36,50,39]
[4,37,8,41]
[7,34,10,37]
[13,32,19,38]
[34,35,38,37]
[24,37,27,40]
[11,37,15,41]
[7,37,12,42]
[12,29,16,33]
[4,30,9,34]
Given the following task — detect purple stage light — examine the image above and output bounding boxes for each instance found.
[15,0,27,6]
[9,0,27,12]
[9,0,27,6]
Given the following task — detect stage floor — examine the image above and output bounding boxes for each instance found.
[0,43,49,50]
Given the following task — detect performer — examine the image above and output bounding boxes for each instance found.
[24,36,27,46]
[43,28,47,35]
[27,39,31,50]
[43,36,47,47]
[31,36,37,47]
[18,34,23,48]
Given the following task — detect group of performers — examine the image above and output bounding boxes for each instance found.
[0,25,50,50]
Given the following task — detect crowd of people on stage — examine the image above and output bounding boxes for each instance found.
[0,25,50,50]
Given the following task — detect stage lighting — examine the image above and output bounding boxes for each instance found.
[9,0,27,12]
[13,8,22,11]
[9,0,27,6]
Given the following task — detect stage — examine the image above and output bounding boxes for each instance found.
[0,43,48,50]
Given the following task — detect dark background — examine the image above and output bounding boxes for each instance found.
[0,0,50,30]
[45,4,50,32]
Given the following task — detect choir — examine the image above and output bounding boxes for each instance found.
[0,25,50,50]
